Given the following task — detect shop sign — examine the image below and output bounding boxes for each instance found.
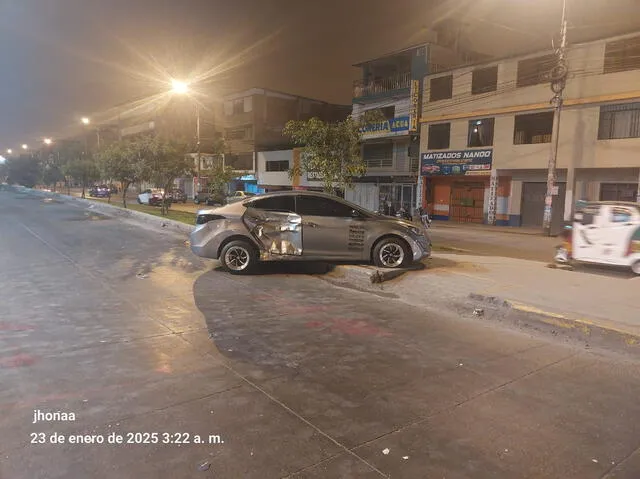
[361,116,410,137]
[420,149,493,176]
[409,80,420,133]
[306,171,323,181]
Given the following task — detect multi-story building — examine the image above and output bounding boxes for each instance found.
[347,41,487,213]
[419,31,640,232]
[222,88,351,193]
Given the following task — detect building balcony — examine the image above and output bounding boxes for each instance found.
[353,72,411,100]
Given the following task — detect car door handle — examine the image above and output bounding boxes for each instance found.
[303,221,318,228]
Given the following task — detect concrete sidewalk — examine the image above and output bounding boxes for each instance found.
[392,254,639,341]
[326,254,639,352]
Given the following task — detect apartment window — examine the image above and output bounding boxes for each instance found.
[604,35,640,74]
[427,123,451,150]
[513,112,554,144]
[363,141,393,168]
[232,98,244,115]
[429,75,453,102]
[516,54,556,87]
[600,183,638,203]
[265,160,289,172]
[226,153,253,170]
[471,66,498,94]
[598,103,640,139]
[244,96,253,113]
[468,118,495,147]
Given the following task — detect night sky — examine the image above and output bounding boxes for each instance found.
[1,0,639,148]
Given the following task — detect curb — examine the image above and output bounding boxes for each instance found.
[20,188,193,237]
[465,293,640,356]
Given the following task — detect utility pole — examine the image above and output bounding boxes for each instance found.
[542,0,568,236]
[196,102,201,193]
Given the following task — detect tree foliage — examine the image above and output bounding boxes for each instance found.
[62,157,100,198]
[283,112,384,194]
[146,137,192,215]
[202,159,235,202]
[96,138,153,208]
[5,156,41,188]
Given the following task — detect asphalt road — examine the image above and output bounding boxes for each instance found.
[1,189,640,479]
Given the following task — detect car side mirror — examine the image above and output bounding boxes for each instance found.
[351,209,362,218]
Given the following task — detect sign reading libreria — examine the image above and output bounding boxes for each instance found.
[361,116,410,137]
[420,149,493,176]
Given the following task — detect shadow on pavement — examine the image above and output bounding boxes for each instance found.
[212,261,336,276]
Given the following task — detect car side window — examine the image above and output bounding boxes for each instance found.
[250,195,295,212]
[296,196,354,217]
[576,205,599,226]
[611,207,633,224]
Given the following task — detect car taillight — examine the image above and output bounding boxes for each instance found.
[196,214,225,225]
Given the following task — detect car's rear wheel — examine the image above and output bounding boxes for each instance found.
[373,237,410,269]
[632,260,640,276]
[220,240,256,274]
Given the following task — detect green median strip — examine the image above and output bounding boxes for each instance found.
[87,197,196,226]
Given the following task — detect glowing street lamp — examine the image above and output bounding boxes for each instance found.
[171,79,189,95]
[7,149,12,154]
[22,144,28,150]
[81,117,90,125]
[44,138,52,145]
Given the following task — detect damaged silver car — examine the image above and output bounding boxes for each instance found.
[190,191,431,274]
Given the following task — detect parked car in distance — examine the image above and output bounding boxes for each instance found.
[88,185,110,198]
[194,191,225,206]
[137,189,164,206]
[168,188,187,203]
[226,190,255,204]
[190,190,431,274]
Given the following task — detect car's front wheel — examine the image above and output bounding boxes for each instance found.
[632,260,640,276]
[373,237,410,269]
[220,240,257,274]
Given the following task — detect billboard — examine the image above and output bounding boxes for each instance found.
[420,149,493,176]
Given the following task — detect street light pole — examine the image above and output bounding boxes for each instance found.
[196,102,201,192]
[542,0,568,236]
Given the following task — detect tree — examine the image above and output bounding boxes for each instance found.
[283,115,377,194]
[54,140,85,195]
[63,157,100,199]
[5,156,40,188]
[96,138,152,208]
[146,137,192,215]
[203,160,235,203]
[40,151,66,192]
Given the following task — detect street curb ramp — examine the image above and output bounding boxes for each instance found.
[464,293,640,357]
[319,263,425,296]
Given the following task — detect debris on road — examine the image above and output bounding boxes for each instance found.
[136,273,148,279]
[382,448,390,455]
[473,308,484,317]
[402,456,409,460]
[198,461,211,471]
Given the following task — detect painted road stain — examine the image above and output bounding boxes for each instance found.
[0,354,37,368]
[0,322,35,331]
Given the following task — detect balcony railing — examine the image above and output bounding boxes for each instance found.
[353,72,411,99]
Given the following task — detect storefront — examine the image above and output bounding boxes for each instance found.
[420,148,493,223]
